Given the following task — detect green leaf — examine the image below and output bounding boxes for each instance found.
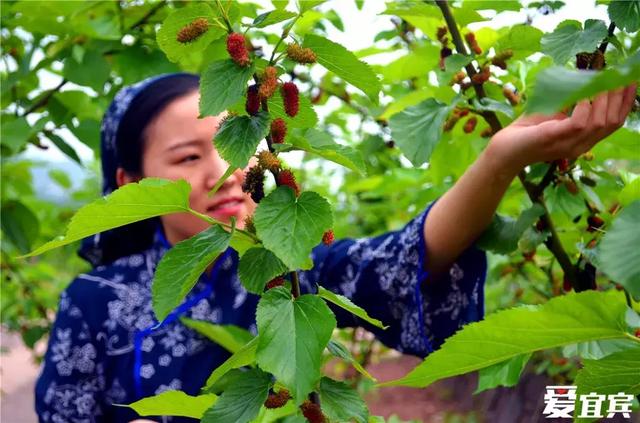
[494,25,543,60]
[214,112,270,169]
[256,287,336,404]
[181,318,254,353]
[317,285,387,329]
[152,225,231,321]
[1,117,33,153]
[156,3,226,62]
[21,179,191,258]
[252,9,297,28]
[63,49,110,91]
[471,97,514,119]
[474,353,532,394]
[378,45,440,83]
[598,201,640,300]
[123,391,217,419]
[541,19,608,65]
[477,204,545,254]
[389,98,456,166]
[202,368,272,423]
[238,247,289,294]
[379,290,629,388]
[203,337,258,391]
[378,89,433,120]
[326,340,376,382]
[299,0,327,13]
[200,59,256,117]
[267,89,318,129]
[254,187,333,270]
[47,133,82,165]
[436,54,472,86]
[608,0,640,32]
[277,128,366,175]
[563,339,639,360]
[1,200,39,254]
[527,51,640,114]
[462,0,521,11]
[318,377,369,423]
[302,34,381,103]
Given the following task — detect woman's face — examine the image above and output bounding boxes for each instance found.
[136,91,256,245]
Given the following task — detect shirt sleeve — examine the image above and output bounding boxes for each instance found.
[299,200,487,357]
[35,281,106,423]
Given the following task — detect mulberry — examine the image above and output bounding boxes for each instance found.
[565,179,579,195]
[259,66,278,100]
[281,82,299,117]
[439,47,453,71]
[576,52,592,70]
[242,166,265,203]
[450,71,466,86]
[464,32,482,55]
[480,127,493,138]
[246,85,260,116]
[257,150,281,172]
[264,388,291,408]
[176,18,209,43]
[587,215,604,232]
[555,158,570,173]
[590,50,605,70]
[463,117,477,133]
[270,118,287,144]
[563,276,572,292]
[300,401,326,423]
[443,115,459,132]
[243,215,256,234]
[436,26,448,44]
[502,87,520,106]
[286,43,317,64]
[322,230,334,245]
[227,32,250,67]
[265,277,286,291]
[471,66,490,85]
[491,49,513,70]
[277,169,300,196]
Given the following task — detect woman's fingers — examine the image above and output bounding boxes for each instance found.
[620,83,638,122]
[606,87,625,127]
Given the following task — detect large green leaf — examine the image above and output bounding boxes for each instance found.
[214,112,270,169]
[302,34,381,102]
[21,179,191,258]
[541,19,608,65]
[477,204,545,254]
[1,200,39,254]
[379,290,629,388]
[256,287,336,404]
[156,3,225,62]
[63,49,110,91]
[474,353,532,394]
[276,128,366,175]
[494,24,543,60]
[527,51,640,114]
[252,9,297,28]
[317,285,387,329]
[326,340,376,382]
[124,391,217,419]
[238,247,289,294]
[181,318,254,353]
[253,187,333,270]
[200,59,256,117]
[608,0,640,32]
[598,201,640,299]
[203,337,258,391]
[318,377,369,423]
[152,225,231,321]
[201,368,272,423]
[389,98,454,166]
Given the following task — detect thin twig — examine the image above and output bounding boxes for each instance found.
[21,79,67,116]
[130,0,167,30]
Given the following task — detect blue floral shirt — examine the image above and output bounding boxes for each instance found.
[35,203,487,422]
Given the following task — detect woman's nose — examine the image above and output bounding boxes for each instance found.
[205,153,241,192]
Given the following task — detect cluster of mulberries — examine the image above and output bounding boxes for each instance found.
[471,66,490,85]
[246,85,261,115]
[576,50,605,70]
[257,150,281,172]
[322,230,334,245]
[227,32,250,67]
[463,117,477,133]
[281,82,299,117]
[242,165,265,203]
[286,43,317,64]
[259,66,278,100]
[265,276,286,291]
[176,18,210,43]
[264,389,291,408]
[277,169,300,196]
[443,108,469,132]
[270,118,287,144]
[300,401,326,423]
[464,32,482,55]
[502,86,520,106]
[491,49,513,70]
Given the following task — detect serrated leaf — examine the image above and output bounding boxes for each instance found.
[563,339,639,360]
[238,247,289,294]
[254,187,333,270]
[608,0,640,32]
[598,201,640,300]
[252,9,297,28]
[200,59,256,117]
[156,4,225,62]
[203,337,258,391]
[389,98,455,166]
[541,19,608,65]
[267,89,318,129]
[474,353,531,394]
[317,285,387,329]
[123,391,217,419]
[153,225,231,321]
[256,287,336,404]
[181,318,254,353]
[214,112,270,169]
[202,368,272,423]
[379,290,629,388]
[477,204,545,254]
[318,377,369,423]
[302,34,380,102]
[21,179,191,258]
[327,340,376,381]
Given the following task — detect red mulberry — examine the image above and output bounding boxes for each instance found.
[463,117,477,133]
[587,215,604,232]
[286,43,317,64]
[259,66,278,100]
[502,87,520,106]
[257,150,281,172]
[281,82,299,117]
[471,66,490,85]
[300,401,326,423]
[464,32,482,55]
[246,85,260,116]
[322,230,334,245]
[176,18,209,43]
[270,118,287,144]
[227,32,250,67]
[265,277,286,291]
[277,169,300,196]
[436,26,448,44]
[264,388,291,408]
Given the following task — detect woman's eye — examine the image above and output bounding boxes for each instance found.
[180,155,200,163]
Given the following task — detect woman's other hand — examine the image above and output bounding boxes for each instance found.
[487,83,637,174]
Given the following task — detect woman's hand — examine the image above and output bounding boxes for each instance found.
[488,83,637,174]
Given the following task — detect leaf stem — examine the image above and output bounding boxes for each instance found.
[215,0,234,33]
[291,270,301,298]
[188,208,260,242]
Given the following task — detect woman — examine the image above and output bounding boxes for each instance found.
[34,72,636,422]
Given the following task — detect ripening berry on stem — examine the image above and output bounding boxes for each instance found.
[436,26,448,44]
[587,215,604,232]
[277,169,300,196]
[286,43,317,64]
[555,158,570,173]
[176,18,210,43]
[502,87,520,106]
[257,150,281,172]
[463,117,477,133]
[464,32,482,55]
[443,115,459,132]
[227,32,251,67]
[471,66,490,85]
[243,215,256,234]
[450,71,466,86]
[300,401,326,423]
[322,230,334,245]
[242,166,265,203]
[264,389,291,408]
[270,118,287,143]
[565,179,579,195]
[281,82,299,117]
[265,277,286,291]
[246,85,260,116]
[259,66,278,100]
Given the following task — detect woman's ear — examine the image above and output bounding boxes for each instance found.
[115,167,141,188]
